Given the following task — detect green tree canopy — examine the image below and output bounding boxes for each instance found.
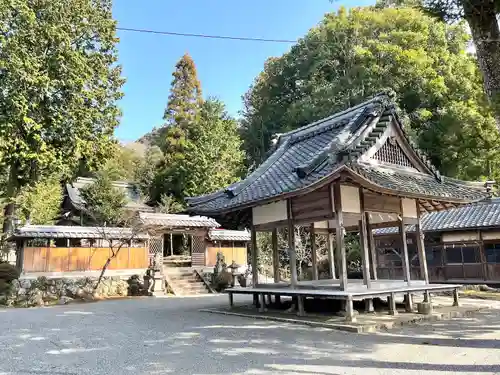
[15,178,63,225]
[241,6,500,182]
[79,173,126,226]
[0,0,124,232]
[375,0,500,129]
[152,99,244,202]
[160,53,203,157]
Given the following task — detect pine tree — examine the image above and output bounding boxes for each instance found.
[162,53,203,160]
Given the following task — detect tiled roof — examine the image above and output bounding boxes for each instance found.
[186,92,487,215]
[66,177,154,212]
[374,198,500,236]
[11,225,149,240]
[138,212,220,228]
[350,163,487,202]
[208,229,251,242]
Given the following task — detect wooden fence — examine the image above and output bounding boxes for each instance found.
[206,245,247,267]
[22,246,149,273]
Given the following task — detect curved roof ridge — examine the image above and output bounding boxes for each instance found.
[276,92,393,145]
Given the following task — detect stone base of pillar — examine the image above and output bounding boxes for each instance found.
[417,301,432,315]
[388,294,398,316]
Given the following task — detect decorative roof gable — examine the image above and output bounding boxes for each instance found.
[187,92,488,215]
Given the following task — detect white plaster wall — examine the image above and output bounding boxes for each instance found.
[340,185,361,213]
[481,232,500,240]
[252,200,288,225]
[401,198,418,218]
[367,212,398,224]
[442,232,479,243]
[313,221,328,229]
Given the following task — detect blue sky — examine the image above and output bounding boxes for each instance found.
[113,0,374,142]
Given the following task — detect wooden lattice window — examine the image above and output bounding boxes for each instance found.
[191,235,206,254]
[148,236,164,257]
[373,137,414,168]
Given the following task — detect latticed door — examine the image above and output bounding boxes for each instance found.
[191,235,206,267]
[148,235,164,264]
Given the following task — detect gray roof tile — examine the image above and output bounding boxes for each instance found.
[11,225,149,240]
[187,93,488,215]
[374,198,500,235]
[208,229,251,242]
[67,177,153,212]
[138,213,220,228]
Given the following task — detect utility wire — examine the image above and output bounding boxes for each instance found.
[116,27,297,43]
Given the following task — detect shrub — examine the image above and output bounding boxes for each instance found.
[0,263,20,283]
[214,269,233,292]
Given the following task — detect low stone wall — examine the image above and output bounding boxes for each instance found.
[0,275,147,308]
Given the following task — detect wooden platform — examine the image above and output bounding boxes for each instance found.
[242,279,459,299]
[226,279,461,322]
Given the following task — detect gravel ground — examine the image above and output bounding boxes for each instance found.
[0,295,499,375]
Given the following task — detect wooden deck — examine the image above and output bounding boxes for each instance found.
[226,279,461,322]
[229,279,460,300]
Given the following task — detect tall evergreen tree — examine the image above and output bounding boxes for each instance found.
[162,53,203,160]
[149,57,244,204]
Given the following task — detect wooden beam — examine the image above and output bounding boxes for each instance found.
[398,199,412,286]
[415,200,429,284]
[333,183,348,291]
[310,224,318,280]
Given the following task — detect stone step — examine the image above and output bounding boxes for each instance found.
[169,278,201,285]
[167,272,195,278]
[173,280,207,289]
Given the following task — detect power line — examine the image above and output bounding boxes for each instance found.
[116,27,297,44]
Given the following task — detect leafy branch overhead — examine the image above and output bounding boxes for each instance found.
[0,0,125,231]
[241,6,500,183]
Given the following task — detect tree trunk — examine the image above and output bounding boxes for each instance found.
[95,258,112,292]
[2,167,20,236]
[463,0,500,129]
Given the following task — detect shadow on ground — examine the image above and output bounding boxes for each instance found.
[0,296,498,374]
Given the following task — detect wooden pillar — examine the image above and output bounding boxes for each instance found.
[388,293,398,315]
[310,224,318,280]
[366,213,378,280]
[398,200,412,286]
[272,228,280,283]
[358,189,371,288]
[297,295,305,316]
[415,203,429,284]
[333,183,348,291]
[453,288,460,307]
[287,200,298,288]
[327,232,336,279]
[479,232,488,281]
[251,227,258,287]
[170,233,174,256]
